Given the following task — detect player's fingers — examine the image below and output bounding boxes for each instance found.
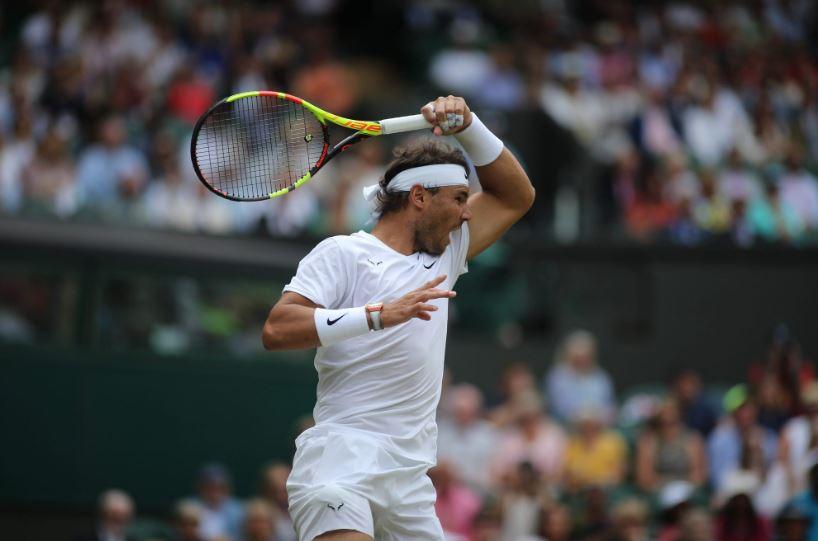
[415,311,432,321]
[421,102,436,123]
[416,275,447,291]
[415,303,438,313]
[434,97,448,126]
[420,289,456,301]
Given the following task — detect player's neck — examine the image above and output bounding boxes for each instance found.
[371,215,416,255]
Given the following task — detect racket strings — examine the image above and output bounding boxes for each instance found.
[194,95,325,199]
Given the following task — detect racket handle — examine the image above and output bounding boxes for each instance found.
[379,114,432,135]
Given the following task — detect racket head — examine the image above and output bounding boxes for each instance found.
[190,91,330,201]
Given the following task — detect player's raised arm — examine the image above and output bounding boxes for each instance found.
[421,96,535,260]
[262,277,456,351]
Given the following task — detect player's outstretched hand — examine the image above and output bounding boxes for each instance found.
[381,275,456,327]
[421,96,472,137]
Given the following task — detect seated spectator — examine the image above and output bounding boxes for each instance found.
[605,499,651,541]
[718,149,761,205]
[671,369,718,437]
[489,390,567,486]
[545,330,616,424]
[635,398,707,493]
[677,508,716,541]
[692,168,732,237]
[780,383,818,498]
[437,383,498,493]
[20,128,75,216]
[708,386,777,492]
[747,173,805,243]
[778,146,818,232]
[242,499,278,541]
[535,503,574,541]
[75,115,148,216]
[173,500,205,541]
[715,473,772,541]
[625,156,678,240]
[193,463,244,541]
[564,407,628,491]
[489,362,538,428]
[429,460,482,540]
[755,375,791,433]
[74,489,136,541]
[258,462,296,541]
[657,481,696,541]
[790,463,818,541]
[500,461,548,541]
[774,501,812,541]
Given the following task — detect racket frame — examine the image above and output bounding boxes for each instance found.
[191,91,401,201]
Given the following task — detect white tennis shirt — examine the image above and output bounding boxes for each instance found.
[283,224,469,467]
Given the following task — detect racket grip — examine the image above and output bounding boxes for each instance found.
[379,114,432,135]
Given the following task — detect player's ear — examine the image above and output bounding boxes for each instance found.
[409,185,426,209]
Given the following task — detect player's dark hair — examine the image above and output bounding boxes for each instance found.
[376,141,469,217]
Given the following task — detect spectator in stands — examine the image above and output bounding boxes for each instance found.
[242,499,278,541]
[437,383,497,493]
[563,407,628,491]
[536,503,574,541]
[75,115,148,216]
[755,375,791,433]
[708,385,777,493]
[193,463,244,541]
[692,168,732,238]
[429,459,482,540]
[677,508,716,541]
[747,173,805,244]
[173,500,205,541]
[656,481,696,541]
[790,463,818,541]
[671,369,718,437]
[605,499,651,541]
[74,489,136,541]
[258,462,296,541]
[0,111,35,213]
[780,383,818,499]
[499,461,548,541]
[19,127,75,216]
[636,397,707,494]
[778,146,818,233]
[489,362,539,428]
[546,330,615,424]
[625,156,678,240]
[774,501,812,541]
[714,473,772,541]
[490,390,567,486]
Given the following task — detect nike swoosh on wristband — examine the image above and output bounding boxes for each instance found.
[327,314,346,325]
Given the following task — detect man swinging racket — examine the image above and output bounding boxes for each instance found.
[262,95,535,541]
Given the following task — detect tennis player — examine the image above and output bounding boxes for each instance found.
[262,95,534,541]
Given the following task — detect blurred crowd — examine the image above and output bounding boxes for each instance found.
[78,325,818,541]
[1,0,818,245]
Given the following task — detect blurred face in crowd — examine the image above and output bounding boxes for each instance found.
[99,491,134,535]
[674,371,701,403]
[503,363,535,397]
[612,501,649,541]
[451,384,482,426]
[679,509,715,541]
[199,478,230,507]
[778,517,810,541]
[565,334,597,373]
[733,401,757,430]
[176,504,202,541]
[541,505,572,541]
[261,464,290,510]
[100,117,127,148]
[658,399,682,429]
[244,501,276,541]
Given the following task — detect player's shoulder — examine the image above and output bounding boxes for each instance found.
[308,233,367,260]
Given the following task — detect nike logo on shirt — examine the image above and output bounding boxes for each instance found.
[327,314,346,325]
[423,261,435,269]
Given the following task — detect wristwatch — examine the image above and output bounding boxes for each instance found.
[365,303,384,331]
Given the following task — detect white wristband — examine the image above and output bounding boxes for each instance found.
[454,113,504,166]
[314,307,370,347]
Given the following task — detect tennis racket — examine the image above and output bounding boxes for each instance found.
[190,91,433,201]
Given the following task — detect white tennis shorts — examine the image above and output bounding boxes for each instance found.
[287,428,444,541]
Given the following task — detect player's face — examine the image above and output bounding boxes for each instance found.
[415,186,471,255]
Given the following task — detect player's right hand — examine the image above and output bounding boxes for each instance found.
[381,275,456,327]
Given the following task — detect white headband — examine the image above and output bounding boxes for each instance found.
[362,163,468,202]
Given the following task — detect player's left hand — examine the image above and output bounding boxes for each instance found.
[421,96,473,137]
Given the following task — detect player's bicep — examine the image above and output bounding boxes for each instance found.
[465,191,524,259]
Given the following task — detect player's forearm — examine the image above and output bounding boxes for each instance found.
[262,304,321,351]
[475,148,535,213]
